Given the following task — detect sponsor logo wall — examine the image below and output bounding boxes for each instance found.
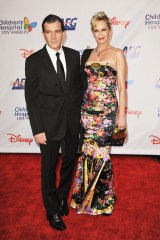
[0,0,159,155]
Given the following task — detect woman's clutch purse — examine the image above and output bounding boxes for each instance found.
[111,126,127,146]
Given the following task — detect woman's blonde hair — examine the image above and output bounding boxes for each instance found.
[90,11,111,30]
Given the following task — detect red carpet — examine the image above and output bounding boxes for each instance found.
[0,154,160,240]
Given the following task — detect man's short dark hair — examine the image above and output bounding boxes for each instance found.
[42,14,65,32]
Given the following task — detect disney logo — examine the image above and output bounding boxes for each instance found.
[7,134,33,145]
[125,107,142,118]
[149,135,160,144]
[20,49,34,59]
[109,17,130,28]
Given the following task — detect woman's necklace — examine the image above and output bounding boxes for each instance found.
[95,46,111,56]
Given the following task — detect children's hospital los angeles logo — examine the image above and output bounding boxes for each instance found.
[145,13,160,29]
[0,17,37,34]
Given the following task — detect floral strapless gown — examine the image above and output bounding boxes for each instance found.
[71,62,118,215]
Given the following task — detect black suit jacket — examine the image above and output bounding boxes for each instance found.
[25,45,81,141]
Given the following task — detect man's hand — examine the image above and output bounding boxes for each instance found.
[34,132,47,145]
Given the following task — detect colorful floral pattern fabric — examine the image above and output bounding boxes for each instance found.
[71,63,118,215]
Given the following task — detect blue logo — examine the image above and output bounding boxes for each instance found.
[127,80,134,85]
[123,46,142,58]
[126,80,135,88]
[62,18,77,30]
[11,78,25,90]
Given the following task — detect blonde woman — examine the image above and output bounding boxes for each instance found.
[71,11,127,215]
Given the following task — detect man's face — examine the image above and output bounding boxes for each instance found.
[43,21,64,51]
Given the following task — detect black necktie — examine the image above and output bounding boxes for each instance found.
[56,52,65,82]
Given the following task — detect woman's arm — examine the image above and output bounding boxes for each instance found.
[116,49,127,129]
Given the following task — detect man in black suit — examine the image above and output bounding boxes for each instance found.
[25,14,81,231]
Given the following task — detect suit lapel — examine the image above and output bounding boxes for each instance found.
[41,45,66,94]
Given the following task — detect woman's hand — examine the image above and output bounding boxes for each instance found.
[116,115,126,130]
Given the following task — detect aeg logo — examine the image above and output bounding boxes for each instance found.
[11,78,25,90]
[123,46,142,58]
[62,18,77,30]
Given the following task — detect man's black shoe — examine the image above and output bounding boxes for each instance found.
[59,200,69,216]
[46,213,66,230]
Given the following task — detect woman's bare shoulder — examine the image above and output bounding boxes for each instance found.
[110,46,124,55]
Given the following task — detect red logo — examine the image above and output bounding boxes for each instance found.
[149,135,160,144]
[110,17,130,28]
[20,49,34,59]
[7,134,33,145]
[125,107,142,118]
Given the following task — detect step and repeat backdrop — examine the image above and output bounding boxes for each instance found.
[0,0,160,154]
